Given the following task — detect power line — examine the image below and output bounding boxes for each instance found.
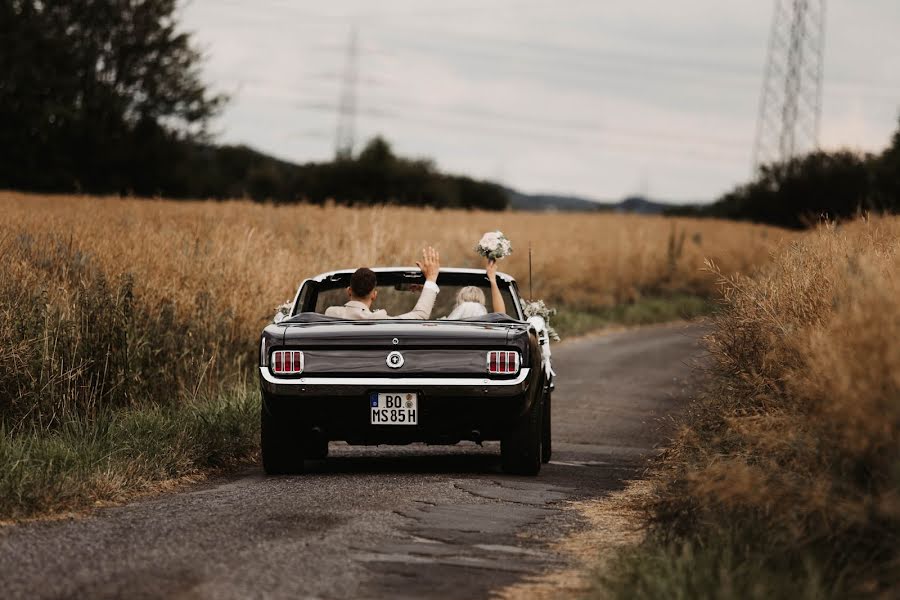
[299,98,751,149]
[294,45,895,103]
[302,23,896,95]
[205,3,896,98]
[296,101,751,163]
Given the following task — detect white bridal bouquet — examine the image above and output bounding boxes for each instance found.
[475,230,513,261]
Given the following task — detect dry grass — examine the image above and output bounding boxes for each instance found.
[598,215,900,598]
[0,189,786,519]
[1,190,783,341]
[0,190,785,424]
[495,480,651,600]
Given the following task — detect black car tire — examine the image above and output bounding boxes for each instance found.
[501,394,542,475]
[261,392,305,475]
[541,391,552,463]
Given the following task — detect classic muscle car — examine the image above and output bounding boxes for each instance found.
[258,267,555,475]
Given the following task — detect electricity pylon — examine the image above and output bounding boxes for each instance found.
[752,0,826,170]
[335,28,359,159]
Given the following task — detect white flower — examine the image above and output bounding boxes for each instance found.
[479,231,500,248]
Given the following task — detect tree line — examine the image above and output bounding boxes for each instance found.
[0,1,508,210]
[668,120,900,228]
[167,137,509,210]
[6,0,894,222]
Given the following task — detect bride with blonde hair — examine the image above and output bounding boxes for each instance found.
[444,258,506,319]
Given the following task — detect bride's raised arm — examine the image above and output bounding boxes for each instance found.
[485,259,506,314]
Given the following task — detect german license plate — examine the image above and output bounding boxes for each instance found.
[370,392,418,425]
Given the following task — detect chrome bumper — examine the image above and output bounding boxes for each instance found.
[259,367,531,398]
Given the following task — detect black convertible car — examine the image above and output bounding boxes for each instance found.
[258,267,555,475]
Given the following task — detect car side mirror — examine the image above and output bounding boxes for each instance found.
[273,312,285,324]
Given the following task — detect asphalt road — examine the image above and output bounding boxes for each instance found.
[0,323,708,600]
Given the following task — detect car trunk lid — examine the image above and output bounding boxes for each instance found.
[278,320,529,377]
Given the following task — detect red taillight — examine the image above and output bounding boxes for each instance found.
[271,350,304,375]
[487,351,519,375]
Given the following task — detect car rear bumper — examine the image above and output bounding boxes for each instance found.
[259,367,536,443]
[258,367,532,398]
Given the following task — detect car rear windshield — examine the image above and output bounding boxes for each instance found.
[304,272,519,320]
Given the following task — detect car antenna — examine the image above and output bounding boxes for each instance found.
[528,242,533,301]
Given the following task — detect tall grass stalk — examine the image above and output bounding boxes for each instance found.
[594,216,900,598]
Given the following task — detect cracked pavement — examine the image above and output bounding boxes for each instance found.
[0,323,707,599]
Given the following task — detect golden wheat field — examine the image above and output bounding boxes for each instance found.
[1,190,787,340]
[0,190,792,427]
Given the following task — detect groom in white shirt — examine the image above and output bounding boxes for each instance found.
[324,247,441,320]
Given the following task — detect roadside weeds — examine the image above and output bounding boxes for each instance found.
[493,480,651,600]
[584,217,900,599]
[0,388,259,523]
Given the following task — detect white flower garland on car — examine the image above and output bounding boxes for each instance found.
[522,299,561,342]
[273,300,292,323]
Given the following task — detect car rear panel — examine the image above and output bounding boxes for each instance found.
[258,319,542,443]
[269,321,531,376]
[300,348,490,377]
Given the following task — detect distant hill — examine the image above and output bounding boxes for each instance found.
[506,189,609,212]
[614,196,673,214]
[507,189,679,214]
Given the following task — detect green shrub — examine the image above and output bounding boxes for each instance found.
[0,388,259,520]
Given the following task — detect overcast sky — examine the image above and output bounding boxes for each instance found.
[180,0,900,203]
